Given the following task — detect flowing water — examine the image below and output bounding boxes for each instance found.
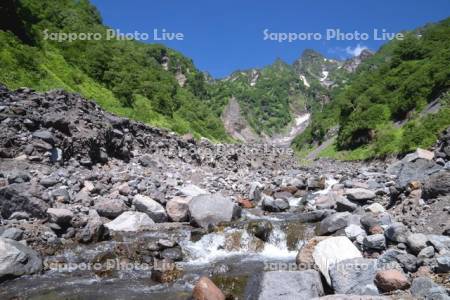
[0,179,339,299]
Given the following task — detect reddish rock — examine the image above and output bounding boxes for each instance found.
[193,277,225,300]
[375,269,410,292]
[237,198,255,209]
[369,225,384,235]
[412,266,432,278]
[296,236,329,269]
[280,186,298,194]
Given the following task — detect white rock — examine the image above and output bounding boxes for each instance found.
[365,203,385,214]
[178,184,208,197]
[345,224,367,241]
[405,148,434,162]
[104,211,155,232]
[313,236,362,285]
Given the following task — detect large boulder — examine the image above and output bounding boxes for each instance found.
[257,270,324,300]
[0,185,48,219]
[94,197,128,219]
[104,211,155,232]
[423,170,450,199]
[0,237,42,279]
[317,212,351,235]
[329,258,378,295]
[345,188,376,202]
[312,236,362,285]
[387,157,441,187]
[188,193,240,228]
[166,196,191,222]
[133,194,167,222]
[192,276,225,300]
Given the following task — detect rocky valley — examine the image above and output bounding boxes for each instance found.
[0,85,449,299]
[1,0,450,299]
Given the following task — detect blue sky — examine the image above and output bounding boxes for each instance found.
[91,0,450,78]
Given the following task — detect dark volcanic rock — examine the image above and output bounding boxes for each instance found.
[0,185,47,219]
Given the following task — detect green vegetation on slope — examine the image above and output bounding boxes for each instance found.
[0,0,230,141]
[294,18,450,159]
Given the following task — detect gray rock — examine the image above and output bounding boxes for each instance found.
[138,155,157,167]
[345,224,366,241]
[133,194,167,222]
[411,277,449,300]
[78,209,108,243]
[95,197,128,219]
[39,176,59,188]
[423,170,450,199]
[418,246,435,259]
[377,249,418,273]
[261,195,290,212]
[160,247,183,261]
[363,234,386,250]
[50,188,70,203]
[257,270,324,300]
[318,212,351,235]
[360,213,392,231]
[336,197,358,212]
[8,212,30,220]
[46,208,73,227]
[345,188,376,201]
[1,228,24,240]
[7,171,31,184]
[32,130,55,144]
[385,222,409,243]
[0,237,42,279]
[387,158,441,188]
[307,176,325,190]
[428,235,450,252]
[188,193,240,228]
[0,185,48,219]
[248,182,264,202]
[329,258,378,295]
[436,256,450,273]
[407,233,428,254]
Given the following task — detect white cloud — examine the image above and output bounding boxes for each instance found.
[345,44,368,57]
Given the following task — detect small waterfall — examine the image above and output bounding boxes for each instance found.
[181,222,301,265]
[314,176,339,195]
